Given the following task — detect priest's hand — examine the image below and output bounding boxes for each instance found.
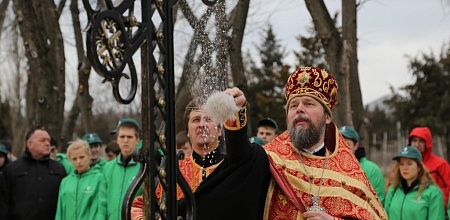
[224,87,246,108]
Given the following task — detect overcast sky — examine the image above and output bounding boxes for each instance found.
[56,0,450,111]
[244,0,450,105]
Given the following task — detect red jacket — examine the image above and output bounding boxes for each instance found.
[409,127,450,207]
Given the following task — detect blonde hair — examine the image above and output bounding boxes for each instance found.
[66,139,91,159]
[389,159,435,199]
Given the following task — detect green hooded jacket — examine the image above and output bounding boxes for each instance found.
[57,152,74,174]
[55,165,107,220]
[359,157,385,205]
[102,154,143,220]
[385,183,445,220]
[91,157,107,171]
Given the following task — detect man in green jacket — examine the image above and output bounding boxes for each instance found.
[83,132,107,169]
[103,118,143,220]
[340,125,386,205]
[50,137,74,174]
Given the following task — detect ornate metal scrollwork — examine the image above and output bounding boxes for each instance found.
[87,10,128,79]
[83,0,142,104]
[82,0,219,219]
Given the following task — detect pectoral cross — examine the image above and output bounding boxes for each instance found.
[306,195,325,212]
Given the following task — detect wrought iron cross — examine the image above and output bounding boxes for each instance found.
[82,0,218,219]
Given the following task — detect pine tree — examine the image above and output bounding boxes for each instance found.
[294,24,330,69]
[245,25,290,134]
[386,49,450,134]
[385,41,450,161]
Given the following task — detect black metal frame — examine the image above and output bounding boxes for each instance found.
[81,0,225,219]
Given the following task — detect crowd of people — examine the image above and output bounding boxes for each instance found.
[0,117,144,220]
[1,66,450,219]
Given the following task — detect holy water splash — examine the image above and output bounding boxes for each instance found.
[180,0,230,156]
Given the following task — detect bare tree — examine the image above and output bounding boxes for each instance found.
[12,0,65,140]
[0,0,97,152]
[60,0,95,149]
[0,0,10,34]
[0,0,25,155]
[229,0,250,99]
[174,0,250,132]
[304,0,364,130]
[342,0,364,132]
[8,20,26,156]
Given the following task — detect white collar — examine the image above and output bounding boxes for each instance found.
[302,142,325,154]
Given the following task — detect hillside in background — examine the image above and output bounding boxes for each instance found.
[365,94,392,112]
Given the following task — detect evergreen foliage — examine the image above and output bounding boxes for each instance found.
[385,42,450,136]
[364,105,397,142]
[294,24,329,69]
[246,25,290,133]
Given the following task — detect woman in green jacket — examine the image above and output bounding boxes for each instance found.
[55,139,107,220]
[385,146,445,220]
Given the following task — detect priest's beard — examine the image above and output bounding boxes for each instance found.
[289,113,326,150]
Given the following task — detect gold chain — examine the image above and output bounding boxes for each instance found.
[299,152,328,212]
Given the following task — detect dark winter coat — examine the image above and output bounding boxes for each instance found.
[0,150,67,220]
[177,123,271,220]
